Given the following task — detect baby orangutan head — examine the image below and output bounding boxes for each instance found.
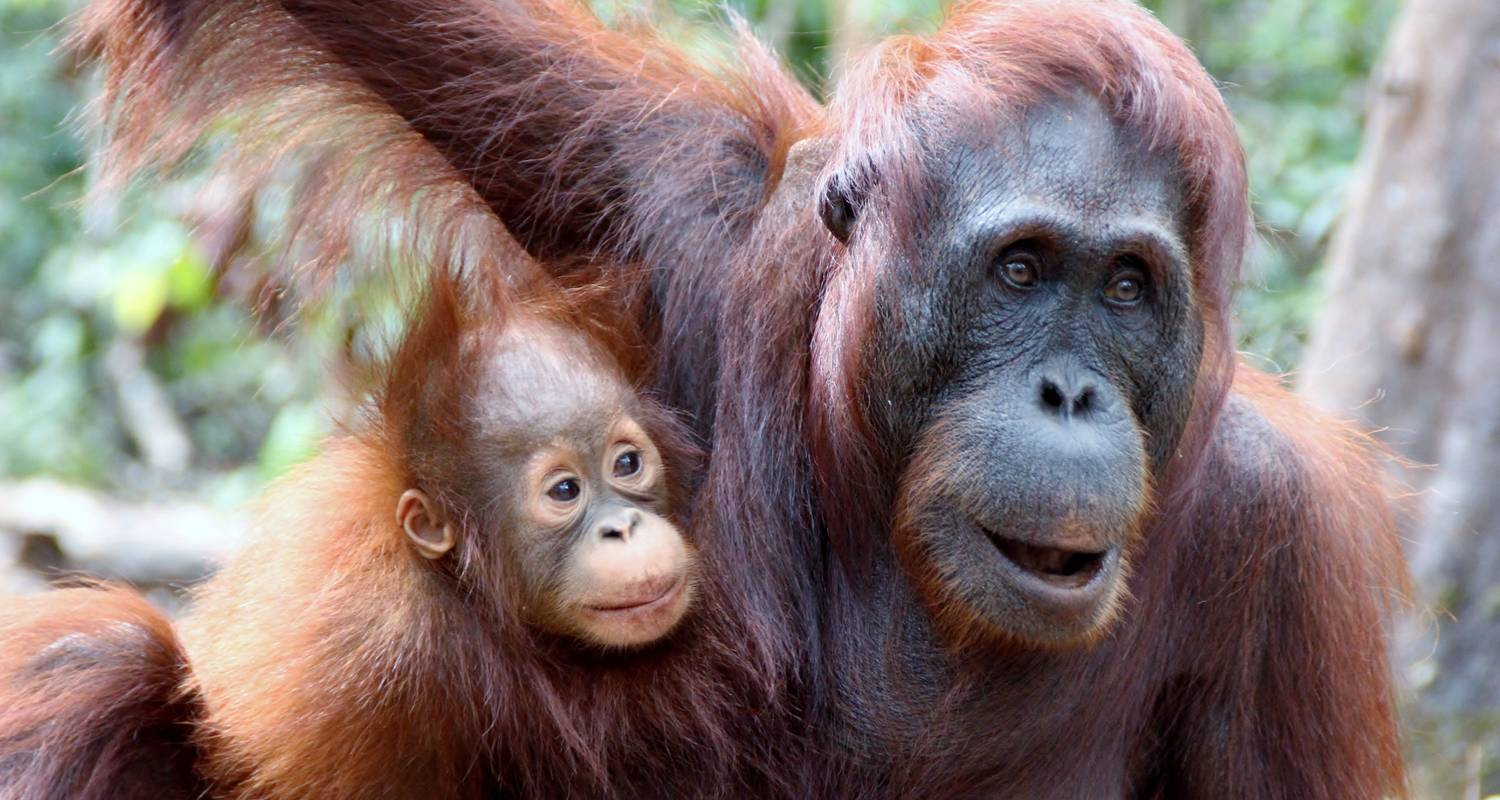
[394,315,696,649]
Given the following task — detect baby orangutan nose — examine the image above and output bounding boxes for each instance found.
[575,504,694,647]
[596,508,642,540]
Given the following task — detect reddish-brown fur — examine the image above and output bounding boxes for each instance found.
[69,0,1410,797]
[0,586,204,799]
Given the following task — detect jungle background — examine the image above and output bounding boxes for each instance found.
[2,0,1496,795]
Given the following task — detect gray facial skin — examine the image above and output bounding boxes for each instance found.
[862,92,1204,645]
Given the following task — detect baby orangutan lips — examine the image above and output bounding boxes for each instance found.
[588,573,683,613]
[581,573,690,644]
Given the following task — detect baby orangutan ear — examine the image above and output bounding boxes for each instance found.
[397,489,457,560]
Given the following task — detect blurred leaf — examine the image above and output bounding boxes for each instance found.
[29,314,87,363]
[112,267,170,333]
[167,244,214,310]
[256,402,327,478]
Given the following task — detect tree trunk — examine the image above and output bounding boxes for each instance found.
[1297,0,1500,793]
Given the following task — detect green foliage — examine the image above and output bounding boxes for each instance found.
[0,0,332,495]
[1,1,115,484]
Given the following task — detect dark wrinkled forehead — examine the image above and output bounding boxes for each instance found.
[932,91,1184,235]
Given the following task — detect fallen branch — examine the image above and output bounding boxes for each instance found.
[0,478,245,588]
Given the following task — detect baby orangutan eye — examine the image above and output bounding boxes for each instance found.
[613,450,642,477]
[547,478,581,503]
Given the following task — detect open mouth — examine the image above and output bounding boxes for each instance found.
[986,531,1108,591]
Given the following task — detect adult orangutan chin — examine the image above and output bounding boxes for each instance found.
[63,0,1410,797]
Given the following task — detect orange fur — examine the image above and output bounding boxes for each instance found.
[180,440,485,797]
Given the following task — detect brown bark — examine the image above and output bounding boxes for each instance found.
[1297,0,1500,792]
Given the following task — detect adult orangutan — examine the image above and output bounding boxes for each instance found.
[75,0,1409,797]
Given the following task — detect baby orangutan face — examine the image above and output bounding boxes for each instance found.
[397,320,696,649]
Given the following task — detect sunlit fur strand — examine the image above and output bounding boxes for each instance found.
[72,0,542,317]
[72,0,816,339]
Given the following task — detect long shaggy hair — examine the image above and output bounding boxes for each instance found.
[68,0,1412,797]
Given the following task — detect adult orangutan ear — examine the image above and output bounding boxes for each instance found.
[819,174,863,244]
[397,489,457,560]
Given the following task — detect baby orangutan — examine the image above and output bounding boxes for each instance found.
[1,277,731,800]
[170,280,711,798]
[393,314,696,649]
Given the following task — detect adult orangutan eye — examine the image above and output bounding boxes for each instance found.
[1104,266,1147,306]
[612,450,642,478]
[547,478,580,503]
[996,251,1042,290]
